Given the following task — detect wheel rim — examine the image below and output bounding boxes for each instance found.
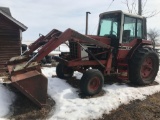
[140,57,153,79]
[88,77,100,92]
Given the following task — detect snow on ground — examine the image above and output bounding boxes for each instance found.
[0,67,160,119]
[0,84,15,118]
[41,67,160,120]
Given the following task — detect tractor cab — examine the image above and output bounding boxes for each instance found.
[98,10,147,44]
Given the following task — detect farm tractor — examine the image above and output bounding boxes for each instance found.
[1,10,159,108]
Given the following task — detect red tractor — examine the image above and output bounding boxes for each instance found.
[4,10,159,107]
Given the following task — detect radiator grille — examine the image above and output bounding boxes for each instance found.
[69,42,78,59]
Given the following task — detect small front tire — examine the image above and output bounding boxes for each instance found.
[80,69,104,96]
[56,63,74,79]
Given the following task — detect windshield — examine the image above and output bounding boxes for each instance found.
[98,13,121,38]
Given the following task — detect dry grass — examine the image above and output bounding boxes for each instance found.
[99,92,160,120]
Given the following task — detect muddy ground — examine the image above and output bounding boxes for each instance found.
[5,76,160,120]
[99,92,160,120]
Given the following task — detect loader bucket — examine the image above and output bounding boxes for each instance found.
[8,63,48,108]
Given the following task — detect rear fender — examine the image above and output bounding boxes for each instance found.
[127,39,152,59]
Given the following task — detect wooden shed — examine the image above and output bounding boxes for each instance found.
[0,7,27,71]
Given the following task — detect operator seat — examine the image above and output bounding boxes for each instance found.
[123,30,131,43]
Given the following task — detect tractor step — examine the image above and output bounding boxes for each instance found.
[117,62,128,80]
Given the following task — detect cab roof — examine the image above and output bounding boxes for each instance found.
[99,10,145,19]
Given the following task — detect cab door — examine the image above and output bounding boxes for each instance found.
[118,15,143,59]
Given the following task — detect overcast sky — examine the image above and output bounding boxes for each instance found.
[0,0,160,41]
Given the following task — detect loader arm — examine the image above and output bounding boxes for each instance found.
[8,29,62,65]
[34,28,112,62]
[24,29,62,56]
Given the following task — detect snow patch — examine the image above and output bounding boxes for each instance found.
[0,67,160,119]
[0,85,15,118]
[41,67,160,120]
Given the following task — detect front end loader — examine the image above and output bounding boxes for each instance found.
[1,10,159,108]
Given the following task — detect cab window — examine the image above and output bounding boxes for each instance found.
[122,16,143,43]
[98,13,121,38]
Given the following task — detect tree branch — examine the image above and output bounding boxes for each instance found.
[122,0,131,13]
[121,0,159,18]
[146,10,160,18]
[147,28,160,42]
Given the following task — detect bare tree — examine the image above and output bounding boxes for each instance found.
[147,28,160,47]
[122,0,159,18]
[122,0,137,14]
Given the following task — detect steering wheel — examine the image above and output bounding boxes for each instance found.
[110,31,117,36]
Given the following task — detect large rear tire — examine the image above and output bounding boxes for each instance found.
[129,47,159,85]
[56,63,74,79]
[80,69,104,96]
